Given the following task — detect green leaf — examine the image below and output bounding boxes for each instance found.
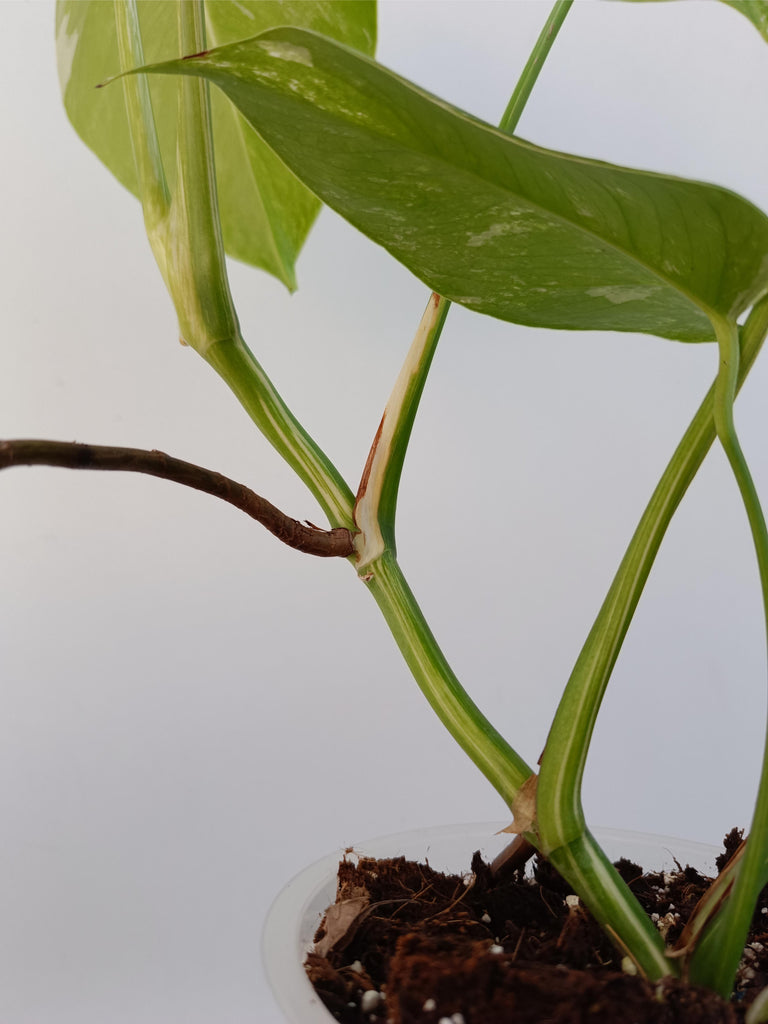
[124,27,768,342]
[721,0,768,39]
[55,1,376,290]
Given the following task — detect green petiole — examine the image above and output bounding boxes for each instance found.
[115,0,354,531]
[687,315,768,994]
[535,296,768,974]
[350,0,574,795]
[360,552,532,804]
[355,0,573,564]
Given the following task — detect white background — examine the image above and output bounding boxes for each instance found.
[2,1,768,1020]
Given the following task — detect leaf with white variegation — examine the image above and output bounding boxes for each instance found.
[121,26,768,342]
[55,1,376,289]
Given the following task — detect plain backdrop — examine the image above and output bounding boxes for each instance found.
[2,0,768,1020]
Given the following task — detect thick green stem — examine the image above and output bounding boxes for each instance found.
[116,0,354,529]
[352,0,575,797]
[205,338,355,529]
[362,553,531,804]
[354,293,450,566]
[169,0,240,350]
[687,316,768,995]
[544,830,671,977]
[535,296,768,970]
[118,0,239,349]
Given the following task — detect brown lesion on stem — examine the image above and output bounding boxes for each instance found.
[0,439,355,558]
[354,411,385,509]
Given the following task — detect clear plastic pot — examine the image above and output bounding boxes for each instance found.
[262,823,719,1024]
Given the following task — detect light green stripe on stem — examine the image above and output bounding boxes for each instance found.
[536,296,768,973]
[362,553,532,804]
[170,0,240,351]
[544,830,671,978]
[352,0,574,797]
[117,0,354,530]
[354,292,450,567]
[205,338,355,530]
[687,315,768,996]
[176,2,355,529]
[114,0,170,255]
[355,0,573,563]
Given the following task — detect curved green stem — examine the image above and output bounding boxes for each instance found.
[362,553,531,804]
[535,296,768,971]
[539,305,768,844]
[205,338,355,529]
[352,0,575,796]
[355,0,573,562]
[543,829,672,978]
[115,0,354,529]
[354,293,450,566]
[170,0,240,350]
[688,316,768,995]
[176,1,354,528]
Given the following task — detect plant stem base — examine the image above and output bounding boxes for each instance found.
[265,824,765,1023]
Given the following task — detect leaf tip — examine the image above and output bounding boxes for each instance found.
[95,70,122,90]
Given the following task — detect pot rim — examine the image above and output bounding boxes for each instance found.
[261,822,720,1024]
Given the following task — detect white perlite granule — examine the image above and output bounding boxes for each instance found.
[361,990,381,1013]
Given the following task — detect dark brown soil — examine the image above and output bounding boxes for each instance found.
[305,828,768,1023]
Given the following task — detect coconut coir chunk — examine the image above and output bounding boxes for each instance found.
[305,829,768,1023]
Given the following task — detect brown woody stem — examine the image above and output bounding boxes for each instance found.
[0,439,355,558]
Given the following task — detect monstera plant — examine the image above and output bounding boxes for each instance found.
[3,0,768,1019]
